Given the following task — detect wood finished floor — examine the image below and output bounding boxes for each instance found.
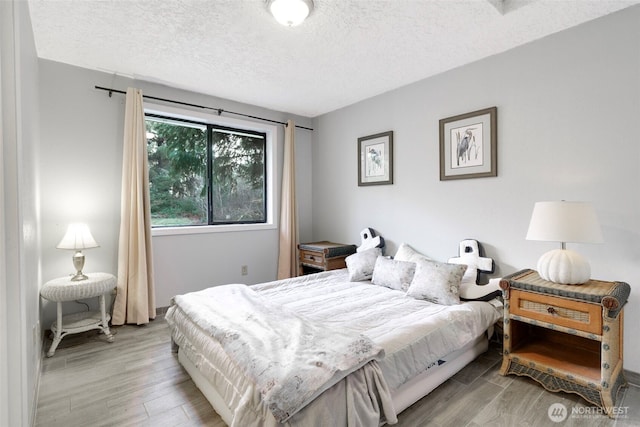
[36,315,640,427]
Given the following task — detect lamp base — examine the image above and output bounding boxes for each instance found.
[536,248,591,285]
[70,272,89,281]
[70,250,88,281]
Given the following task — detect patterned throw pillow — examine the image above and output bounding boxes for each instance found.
[345,248,382,281]
[371,256,416,291]
[406,259,467,305]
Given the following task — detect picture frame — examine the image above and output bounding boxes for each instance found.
[439,107,497,181]
[358,131,393,186]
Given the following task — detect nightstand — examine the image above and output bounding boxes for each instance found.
[40,272,117,357]
[298,241,356,275]
[499,269,630,418]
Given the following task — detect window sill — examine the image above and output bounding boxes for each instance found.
[151,222,277,237]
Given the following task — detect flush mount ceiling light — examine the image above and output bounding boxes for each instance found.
[267,0,314,27]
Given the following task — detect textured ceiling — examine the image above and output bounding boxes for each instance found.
[29,0,640,117]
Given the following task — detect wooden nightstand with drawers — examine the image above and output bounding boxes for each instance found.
[499,269,630,418]
[298,241,357,275]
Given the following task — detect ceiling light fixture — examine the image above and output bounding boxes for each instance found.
[268,0,314,27]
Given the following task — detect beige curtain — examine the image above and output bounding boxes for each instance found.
[112,88,156,325]
[277,120,299,279]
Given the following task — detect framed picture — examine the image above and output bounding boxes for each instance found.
[358,131,393,186]
[439,107,497,181]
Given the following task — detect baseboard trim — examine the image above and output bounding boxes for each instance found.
[625,369,640,387]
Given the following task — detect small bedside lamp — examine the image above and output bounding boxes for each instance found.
[526,201,603,285]
[57,223,99,281]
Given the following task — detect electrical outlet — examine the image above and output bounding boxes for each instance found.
[241,265,248,276]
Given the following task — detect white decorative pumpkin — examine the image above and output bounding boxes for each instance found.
[536,249,590,285]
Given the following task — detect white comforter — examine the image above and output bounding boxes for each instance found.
[166,269,501,426]
[252,270,501,390]
[172,283,388,423]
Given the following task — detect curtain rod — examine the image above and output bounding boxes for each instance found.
[94,85,314,131]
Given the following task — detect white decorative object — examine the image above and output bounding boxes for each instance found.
[357,227,385,253]
[459,278,502,302]
[526,201,603,285]
[448,239,494,284]
[56,223,99,281]
[447,239,500,301]
[536,248,591,285]
[267,0,313,26]
[40,272,116,357]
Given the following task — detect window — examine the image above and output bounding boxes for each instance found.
[146,113,268,229]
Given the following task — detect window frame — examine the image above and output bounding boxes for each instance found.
[144,103,278,237]
[207,124,267,225]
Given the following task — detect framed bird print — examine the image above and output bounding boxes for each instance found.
[439,107,497,181]
[358,131,393,186]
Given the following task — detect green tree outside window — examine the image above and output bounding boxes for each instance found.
[146,116,266,227]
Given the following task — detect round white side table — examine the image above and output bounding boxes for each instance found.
[40,272,116,357]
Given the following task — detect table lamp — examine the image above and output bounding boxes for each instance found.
[526,201,603,285]
[57,223,99,281]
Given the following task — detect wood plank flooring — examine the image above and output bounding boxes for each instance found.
[36,314,639,426]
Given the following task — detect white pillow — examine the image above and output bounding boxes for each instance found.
[394,243,432,263]
[407,259,466,305]
[345,247,382,281]
[371,256,416,291]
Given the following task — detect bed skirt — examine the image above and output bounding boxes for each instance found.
[175,332,490,425]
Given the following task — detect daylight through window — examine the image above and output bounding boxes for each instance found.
[146,114,267,227]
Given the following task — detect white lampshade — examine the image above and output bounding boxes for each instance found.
[526,201,603,244]
[57,223,99,281]
[268,0,313,26]
[526,201,603,285]
[57,223,99,250]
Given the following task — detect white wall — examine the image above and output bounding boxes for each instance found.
[1,0,42,425]
[311,6,640,372]
[38,60,314,326]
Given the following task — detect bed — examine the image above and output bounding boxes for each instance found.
[166,244,502,426]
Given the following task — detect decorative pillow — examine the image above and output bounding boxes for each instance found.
[345,247,382,281]
[371,256,416,291]
[407,259,467,305]
[394,243,432,263]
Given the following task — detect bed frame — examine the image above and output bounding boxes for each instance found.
[175,329,492,425]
